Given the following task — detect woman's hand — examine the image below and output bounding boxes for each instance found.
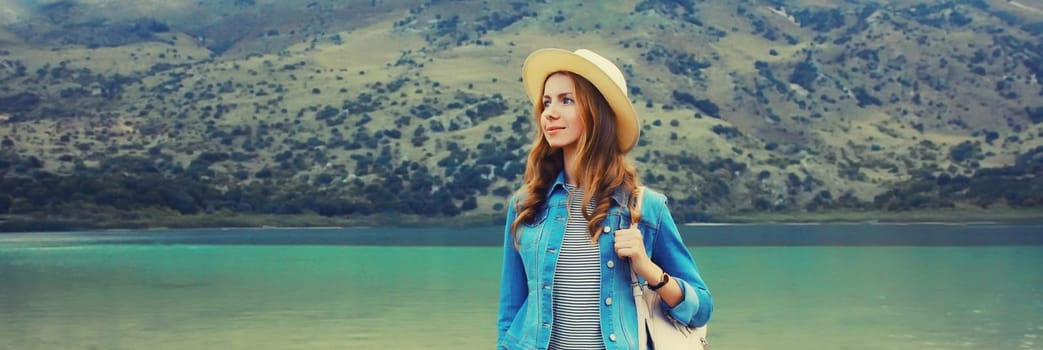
[614,227,651,267]
[615,227,668,287]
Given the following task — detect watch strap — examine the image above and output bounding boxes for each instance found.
[648,272,670,291]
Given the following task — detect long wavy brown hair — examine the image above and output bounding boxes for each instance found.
[511,71,641,244]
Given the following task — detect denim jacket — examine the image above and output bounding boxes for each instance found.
[497,172,713,350]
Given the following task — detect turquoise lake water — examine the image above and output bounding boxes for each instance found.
[1,224,1041,349]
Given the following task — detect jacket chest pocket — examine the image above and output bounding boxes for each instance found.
[516,206,549,255]
[619,212,655,255]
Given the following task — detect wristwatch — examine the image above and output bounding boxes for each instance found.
[648,272,670,291]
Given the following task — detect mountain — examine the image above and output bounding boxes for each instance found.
[0,0,1041,227]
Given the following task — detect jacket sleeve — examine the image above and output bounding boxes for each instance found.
[648,192,713,327]
[497,195,528,343]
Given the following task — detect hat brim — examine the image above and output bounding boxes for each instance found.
[522,48,639,153]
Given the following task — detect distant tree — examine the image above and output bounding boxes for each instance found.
[461,196,478,211]
[949,141,979,162]
[672,91,720,118]
[0,92,41,112]
[1027,106,1043,124]
[711,125,742,138]
[94,189,133,210]
[793,8,846,32]
[984,130,999,144]
[255,168,273,178]
[948,11,972,26]
[195,152,230,164]
[852,87,882,107]
[315,105,339,120]
[789,60,819,91]
[314,173,334,185]
[936,172,952,186]
[468,96,507,122]
[1014,146,1043,169]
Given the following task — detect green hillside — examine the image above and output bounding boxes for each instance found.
[1,0,1041,230]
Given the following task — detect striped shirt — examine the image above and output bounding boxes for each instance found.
[549,185,605,350]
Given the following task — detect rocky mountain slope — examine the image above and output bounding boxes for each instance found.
[0,0,1041,223]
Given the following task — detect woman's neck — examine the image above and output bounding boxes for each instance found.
[562,145,579,186]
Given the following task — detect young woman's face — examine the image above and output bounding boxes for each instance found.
[540,73,584,151]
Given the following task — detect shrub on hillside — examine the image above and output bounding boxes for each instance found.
[476,11,528,33]
[789,60,819,91]
[0,92,41,113]
[949,141,980,162]
[411,103,440,119]
[1027,106,1043,124]
[0,195,9,213]
[711,125,742,139]
[852,87,882,107]
[468,95,507,122]
[315,105,339,120]
[461,196,478,211]
[672,91,720,118]
[643,46,710,80]
[793,8,846,32]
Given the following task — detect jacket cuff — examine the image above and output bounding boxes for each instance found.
[663,277,700,322]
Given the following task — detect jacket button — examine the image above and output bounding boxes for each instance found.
[606,260,615,268]
[602,225,611,233]
[609,333,617,342]
[605,297,613,306]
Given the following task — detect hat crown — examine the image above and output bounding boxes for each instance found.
[572,49,628,98]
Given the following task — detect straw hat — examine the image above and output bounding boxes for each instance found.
[522,48,639,153]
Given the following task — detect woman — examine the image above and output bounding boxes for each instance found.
[497,48,713,350]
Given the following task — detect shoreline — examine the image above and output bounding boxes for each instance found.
[2,207,1042,233]
[0,212,507,233]
[712,207,1043,225]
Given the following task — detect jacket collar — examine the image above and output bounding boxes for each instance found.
[545,170,630,207]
